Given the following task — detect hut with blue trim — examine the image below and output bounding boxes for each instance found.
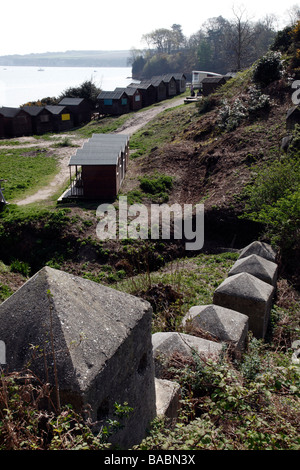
[97,90,130,115]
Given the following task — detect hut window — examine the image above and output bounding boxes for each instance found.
[121,98,127,105]
[61,113,70,121]
[135,95,140,102]
[104,99,113,106]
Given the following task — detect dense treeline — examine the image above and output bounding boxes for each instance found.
[129,7,297,79]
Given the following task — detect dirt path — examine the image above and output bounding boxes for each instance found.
[115,97,185,136]
[13,97,185,205]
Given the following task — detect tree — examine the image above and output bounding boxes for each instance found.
[58,79,102,108]
[225,5,256,71]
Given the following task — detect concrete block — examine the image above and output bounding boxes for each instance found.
[152,331,222,378]
[213,272,274,338]
[155,378,181,420]
[182,304,248,357]
[0,266,155,449]
[239,241,277,263]
[228,253,278,286]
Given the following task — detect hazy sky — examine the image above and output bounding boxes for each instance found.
[1,0,299,55]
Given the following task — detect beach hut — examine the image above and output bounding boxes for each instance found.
[201,77,226,96]
[58,97,92,126]
[67,134,129,200]
[149,77,167,101]
[127,82,157,108]
[21,106,54,135]
[173,73,187,94]
[159,74,178,98]
[114,87,142,111]
[45,105,74,132]
[0,107,32,137]
[97,90,130,116]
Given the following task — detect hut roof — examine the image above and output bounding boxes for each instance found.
[69,134,129,166]
[202,77,225,83]
[21,105,48,116]
[0,107,25,117]
[114,87,138,97]
[97,90,127,100]
[127,82,154,90]
[45,105,69,115]
[58,97,85,106]
[172,73,186,79]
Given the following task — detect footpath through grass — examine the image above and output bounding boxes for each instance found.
[0,147,58,202]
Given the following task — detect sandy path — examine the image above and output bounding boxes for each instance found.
[13,97,185,205]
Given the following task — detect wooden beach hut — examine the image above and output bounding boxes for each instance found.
[45,105,74,132]
[202,76,226,96]
[0,107,32,137]
[97,90,130,116]
[58,97,92,126]
[114,87,142,111]
[149,77,167,101]
[67,134,129,200]
[173,73,187,94]
[127,82,157,108]
[21,106,54,135]
[159,74,177,98]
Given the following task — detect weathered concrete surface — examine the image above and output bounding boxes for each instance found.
[228,254,278,286]
[0,266,155,448]
[213,272,274,338]
[152,332,222,377]
[239,241,277,263]
[155,378,181,420]
[182,304,248,357]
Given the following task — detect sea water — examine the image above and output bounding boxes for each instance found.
[0,66,132,107]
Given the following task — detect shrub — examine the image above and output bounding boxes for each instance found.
[217,98,247,131]
[252,51,283,88]
[242,142,300,252]
[10,259,31,277]
[140,174,173,194]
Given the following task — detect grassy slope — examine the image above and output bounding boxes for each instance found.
[0,68,299,450]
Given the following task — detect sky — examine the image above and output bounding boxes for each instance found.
[1,0,299,56]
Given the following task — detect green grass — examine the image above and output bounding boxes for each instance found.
[0,148,59,202]
[113,251,239,332]
[129,104,197,158]
[73,113,134,138]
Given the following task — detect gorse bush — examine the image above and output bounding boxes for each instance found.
[252,51,283,87]
[140,174,173,194]
[139,174,174,202]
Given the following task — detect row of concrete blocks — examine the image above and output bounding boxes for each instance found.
[154,241,278,419]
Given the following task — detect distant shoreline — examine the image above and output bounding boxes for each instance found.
[0,50,131,68]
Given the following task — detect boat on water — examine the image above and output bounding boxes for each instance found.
[37,68,45,71]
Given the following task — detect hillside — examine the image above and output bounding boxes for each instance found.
[0,47,299,450]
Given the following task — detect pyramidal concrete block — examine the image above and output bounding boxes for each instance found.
[228,254,278,286]
[182,304,248,357]
[239,241,277,263]
[213,272,274,338]
[155,378,181,420]
[152,331,222,378]
[0,266,155,448]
